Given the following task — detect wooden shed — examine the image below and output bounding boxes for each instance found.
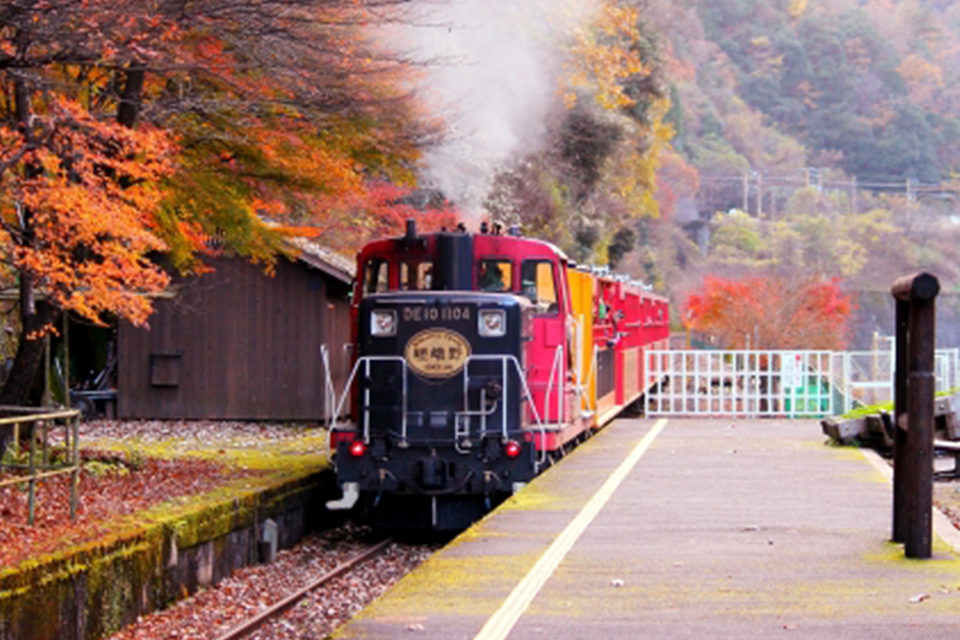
[117,241,354,420]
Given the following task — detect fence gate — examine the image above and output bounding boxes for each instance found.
[645,347,960,418]
[832,350,894,414]
[645,350,833,417]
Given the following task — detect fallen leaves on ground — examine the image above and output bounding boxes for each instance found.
[0,420,324,568]
[0,455,247,567]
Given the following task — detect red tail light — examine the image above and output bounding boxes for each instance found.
[504,440,522,458]
[349,440,367,457]
[329,431,356,448]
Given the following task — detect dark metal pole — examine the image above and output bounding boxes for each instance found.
[904,295,935,557]
[890,272,939,559]
[893,298,909,543]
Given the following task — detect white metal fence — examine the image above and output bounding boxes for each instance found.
[645,350,833,417]
[645,347,960,418]
[833,351,892,412]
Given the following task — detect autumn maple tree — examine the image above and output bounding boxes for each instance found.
[684,275,855,350]
[0,1,442,451]
[0,2,182,425]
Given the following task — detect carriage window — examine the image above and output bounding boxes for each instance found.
[521,260,558,314]
[477,260,512,292]
[363,259,389,294]
[401,261,433,290]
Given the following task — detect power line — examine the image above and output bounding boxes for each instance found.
[697,168,958,216]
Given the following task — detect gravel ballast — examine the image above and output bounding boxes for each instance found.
[107,524,436,640]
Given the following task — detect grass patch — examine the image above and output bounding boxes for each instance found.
[840,402,893,420]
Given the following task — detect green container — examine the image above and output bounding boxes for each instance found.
[784,375,830,417]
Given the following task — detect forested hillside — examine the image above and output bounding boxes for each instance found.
[631,0,960,346]
[451,0,960,347]
[677,0,960,183]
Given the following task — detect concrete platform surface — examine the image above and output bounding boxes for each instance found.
[335,418,960,639]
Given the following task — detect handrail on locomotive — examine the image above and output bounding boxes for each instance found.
[544,344,564,425]
[321,348,550,467]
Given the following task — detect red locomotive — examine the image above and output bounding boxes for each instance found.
[325,221,669,530]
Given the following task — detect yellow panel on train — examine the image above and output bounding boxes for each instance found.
[566,267,596,420]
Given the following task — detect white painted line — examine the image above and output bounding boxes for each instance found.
[473,418,669,640]
[860,448,960,554]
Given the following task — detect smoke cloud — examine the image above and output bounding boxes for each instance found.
[402,1,597,224]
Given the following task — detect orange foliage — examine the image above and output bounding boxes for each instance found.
[562,1,648,110]
[0,1,441,332]
[897,53,944,105]
[684,275,855,350]
[152,4,438,269]
[310,182,459,252]
[0,0,439,403]
[0,96,175,327]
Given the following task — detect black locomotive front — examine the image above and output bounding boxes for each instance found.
[333,291,535,530]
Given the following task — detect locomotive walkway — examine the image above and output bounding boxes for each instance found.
[334,418,960,639]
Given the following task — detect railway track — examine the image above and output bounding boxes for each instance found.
[214,537,395,640]
[106,524,435,640]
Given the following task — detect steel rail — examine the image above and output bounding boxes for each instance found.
[214,537,394,640]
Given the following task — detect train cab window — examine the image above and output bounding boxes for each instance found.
[521,260,558,314]
[400,261,433,290]
[477,259,512,292]
[363,259,389,294]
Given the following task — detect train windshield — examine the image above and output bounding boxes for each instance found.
[521,260,558,314]
[363,259,389,294]
[400,261,433,290]
[477,259,512,292]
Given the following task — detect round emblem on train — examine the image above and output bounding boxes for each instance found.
[404,328,472,378]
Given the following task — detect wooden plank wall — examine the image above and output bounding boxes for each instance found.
[117,257,352,420]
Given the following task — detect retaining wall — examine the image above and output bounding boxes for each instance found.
[0,471,335,640]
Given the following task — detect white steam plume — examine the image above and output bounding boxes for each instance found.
[402,1,597,225]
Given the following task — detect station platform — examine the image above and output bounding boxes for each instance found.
[335,418,960,639]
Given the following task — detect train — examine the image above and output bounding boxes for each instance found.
[324,220,670,530]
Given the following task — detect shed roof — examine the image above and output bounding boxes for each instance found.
[287,237,355,284]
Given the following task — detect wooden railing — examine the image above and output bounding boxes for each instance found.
[0,407,81,525]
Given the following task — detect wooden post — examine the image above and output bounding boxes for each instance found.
[892,298,909,543]
[42,334,51,407]
[70,415,79,520]
[891,272,939,558]
[64,313,70,409]
[27,421,36,526]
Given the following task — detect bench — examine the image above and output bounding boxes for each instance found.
[934,439,960,480]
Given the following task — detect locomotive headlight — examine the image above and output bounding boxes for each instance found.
[478,309,506,337]
[370,309,397,337]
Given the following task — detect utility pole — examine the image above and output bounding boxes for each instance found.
[742,172,749,212]
[756,171,763,217]
[906,178,917,225]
